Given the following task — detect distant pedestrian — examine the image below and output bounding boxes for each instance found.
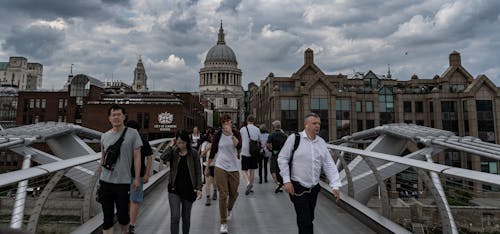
[279,113,341,234]
[205,114,242,234]
[239,115,260,195]
[125,120,153,234]
[160,130,203,234]
[200,128,217,206]
[266,120,288,193]
[258,124,270,184]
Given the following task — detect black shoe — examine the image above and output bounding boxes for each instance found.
[274,184,283,193]
[259,180,262,184]
[264,179,268,183]
[245,184,253,195]
[128,225,135,234]
[212,190,217,200]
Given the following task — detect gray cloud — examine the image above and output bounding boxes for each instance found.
[0,0,499,92]
[1,0,103,19]
[101,0,131,7]
[217,0,242,13]
[2,25,65,59]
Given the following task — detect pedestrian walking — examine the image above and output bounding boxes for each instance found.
[160,130,203,234]
[205,114,242,234]
[266,120,288,193]
[97,104,142,234]
[258,124,270,184]
[278,113,341,234]
[239,115,260,195]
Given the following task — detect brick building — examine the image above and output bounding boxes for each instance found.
[16,74,206,139]
[249,49,500,194]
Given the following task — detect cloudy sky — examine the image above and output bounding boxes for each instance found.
[0,0,499,91]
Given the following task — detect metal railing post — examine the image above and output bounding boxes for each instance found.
[10,154,32,229]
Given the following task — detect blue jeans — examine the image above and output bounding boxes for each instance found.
[130,177,144,203]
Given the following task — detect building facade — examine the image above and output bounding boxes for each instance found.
[199,22,244,127]
[249,49,500,194]
[17,74,206,139]
[0,85,18,128]
[0,56,42,90]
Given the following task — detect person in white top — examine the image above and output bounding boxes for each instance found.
[205,114,242,234]
[239,115,261,195]
[278,112,341,234]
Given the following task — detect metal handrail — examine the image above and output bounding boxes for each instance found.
[326,144,500,187]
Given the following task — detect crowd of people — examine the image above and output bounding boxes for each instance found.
[97,104,341,234]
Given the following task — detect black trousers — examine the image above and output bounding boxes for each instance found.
[258,156,269,182]
[100,180,130,230]
[289,181,321,234]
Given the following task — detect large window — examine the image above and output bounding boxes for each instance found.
[379,87,394,125]
[311,98,329,141]
[477,100,495,142]
[444,150,461,167]
[281,99,298,132]
[415,101,423,113]
[463,101,469,135]
[336,99,350,139]
[404,101,412,113]
[365,101,373,112]
[441,101,458,134]
[356,101,362,112]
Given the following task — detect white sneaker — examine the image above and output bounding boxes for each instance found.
[220,223,228,233]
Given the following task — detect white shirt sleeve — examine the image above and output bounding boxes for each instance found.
[321,142,342,190]
[277,134,296,184]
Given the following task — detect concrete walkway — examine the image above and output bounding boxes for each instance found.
[123,173,374,234]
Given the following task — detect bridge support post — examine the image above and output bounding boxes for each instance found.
[27,169,68,233]
[416,165,458,234]
[10,154,32,229]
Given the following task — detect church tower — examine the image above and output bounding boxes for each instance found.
[132,57,148,92]
[199,21,243,125]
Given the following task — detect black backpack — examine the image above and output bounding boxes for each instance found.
[270,131,288,155]
[289,133,300,175]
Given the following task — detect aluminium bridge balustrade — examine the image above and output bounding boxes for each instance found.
[328,123,500,234]
[0,122,171,233]
[2,123,500,233]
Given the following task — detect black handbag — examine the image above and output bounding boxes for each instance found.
[102,127,128,171]
[246,126,261,157]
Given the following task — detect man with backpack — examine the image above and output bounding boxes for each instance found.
[266,120,288,193]
[97,104,142,234]
[278,113,341,234]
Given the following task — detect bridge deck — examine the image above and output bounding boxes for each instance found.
[125,175,374,234]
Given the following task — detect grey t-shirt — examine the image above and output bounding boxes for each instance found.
[100,127,142,184]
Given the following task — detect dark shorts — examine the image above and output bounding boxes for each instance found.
[270,154,279,173]
[241,155,258,170]
[99,180,130,230]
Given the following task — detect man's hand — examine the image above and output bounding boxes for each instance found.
[332,189,340,202]
[196,190,202,200]
[133,178,140,192]
[283,182,294,195]
[143,175,149,184]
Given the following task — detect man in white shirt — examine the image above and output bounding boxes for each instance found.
[278,113,341,234]
[239,115,261,195]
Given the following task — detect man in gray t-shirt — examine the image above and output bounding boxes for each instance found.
[97,104,142,234]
